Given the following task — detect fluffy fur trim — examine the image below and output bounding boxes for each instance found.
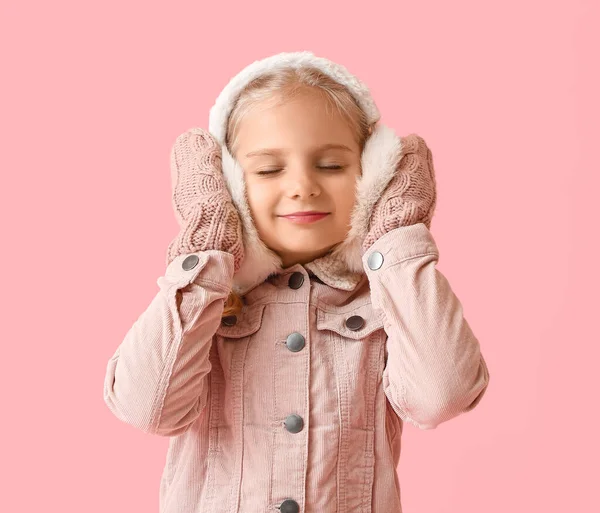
[221,144,283,296]
[208,50,380,146]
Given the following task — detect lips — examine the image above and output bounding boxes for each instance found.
[279,211,330,224]
[281,211,329,216]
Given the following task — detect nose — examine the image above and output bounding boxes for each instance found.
[283,167,321,199]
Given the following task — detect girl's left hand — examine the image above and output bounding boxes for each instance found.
[362,133,437,252]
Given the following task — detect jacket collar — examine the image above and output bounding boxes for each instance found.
[208,51,403,296]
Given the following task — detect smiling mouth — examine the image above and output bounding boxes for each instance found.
[279,212,330,224]
[280,210,329,216]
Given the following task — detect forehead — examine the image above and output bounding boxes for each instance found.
[233,90,358,155]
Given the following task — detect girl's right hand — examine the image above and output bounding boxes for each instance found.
[165,128,245,272]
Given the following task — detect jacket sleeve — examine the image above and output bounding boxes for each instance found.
[103,250,234,437]
[362,223,490,430]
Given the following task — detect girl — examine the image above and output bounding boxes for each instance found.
[104,51,490,513]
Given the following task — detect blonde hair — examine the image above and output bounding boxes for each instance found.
[221,66,374,318]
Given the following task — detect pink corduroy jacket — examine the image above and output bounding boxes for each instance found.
[103,222,490,513]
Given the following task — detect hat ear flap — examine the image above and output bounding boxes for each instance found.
[322,123,404,274]
[350,123,403,243]
[219,139,283,295]
[220,144,246,212]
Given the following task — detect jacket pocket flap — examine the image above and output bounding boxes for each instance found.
[317,302,385,340]
[215,303,266,339]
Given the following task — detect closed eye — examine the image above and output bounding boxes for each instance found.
[256,165,345,176]
[256,169,281,176]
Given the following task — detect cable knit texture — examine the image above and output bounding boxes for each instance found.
[166,128,244,272]
[362,133,437,252]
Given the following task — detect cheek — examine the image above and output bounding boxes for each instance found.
[246,181,274,219]
[334,176,359,214]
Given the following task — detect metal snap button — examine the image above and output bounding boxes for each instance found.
[221,315,237,327]
[182,254,199,271]
[345,315,365,331]
[367,251,384,270]
[285,332,305,352]
[279,499,300,513]
[284,414,304,434]
[288,272,305,289]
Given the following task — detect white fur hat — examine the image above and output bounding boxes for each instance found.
[208,50,381,146]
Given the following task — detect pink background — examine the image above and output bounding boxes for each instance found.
[2,0,598,511]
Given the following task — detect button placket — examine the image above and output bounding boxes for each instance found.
[275,271,305,511]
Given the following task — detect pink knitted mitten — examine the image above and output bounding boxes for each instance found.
[165,128,244,271]
[362,133,437,252]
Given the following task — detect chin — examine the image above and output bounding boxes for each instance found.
[285,241,339,257]
[260,226,342,252]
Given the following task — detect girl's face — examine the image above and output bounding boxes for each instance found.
[232,89,362,268]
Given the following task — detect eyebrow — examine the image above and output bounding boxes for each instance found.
[245,143,353,158]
